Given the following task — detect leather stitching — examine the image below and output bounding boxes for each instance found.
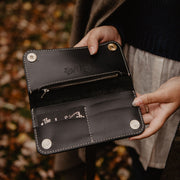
[24,41,145,155]
[23,41,125,92]
[32,105,144,155]
[84,106,94,143]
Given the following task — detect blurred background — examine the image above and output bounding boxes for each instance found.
[0,1,132,179]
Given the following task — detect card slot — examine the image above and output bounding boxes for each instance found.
[34,105,86,127]
[88,91,134,116]
[85,90,143,141]
[88,105,142,141]
[33,106,93,152]
[36,118,92,152]
[90,106,131,117]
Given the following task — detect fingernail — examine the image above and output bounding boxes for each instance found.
[132,99,142,107]
[89,46,96,55]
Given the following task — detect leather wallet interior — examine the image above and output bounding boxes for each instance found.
[23,41,144,155]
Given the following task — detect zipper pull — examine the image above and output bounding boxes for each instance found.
[41,88,50,99]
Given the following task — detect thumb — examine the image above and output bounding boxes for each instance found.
[132,90,164,106]
[87,30,102,55]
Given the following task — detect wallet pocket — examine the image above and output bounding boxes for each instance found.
[87,91,143,141]
[31,71,133,108]
[32,90,144,154]
[33,105,92,154]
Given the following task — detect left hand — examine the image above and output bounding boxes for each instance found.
[74,25,122,55]
[130,76,180,140]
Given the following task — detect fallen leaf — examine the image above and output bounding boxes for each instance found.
[23,2,32,11]
[117,168,130,180]
[0,158,6,168]
[0,74,11,85]
[16,133,30,144]
[6,121,17,131]
[13,155,28,170]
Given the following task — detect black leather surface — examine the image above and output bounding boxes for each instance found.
[23,41,145,155]
[24,42,128,92]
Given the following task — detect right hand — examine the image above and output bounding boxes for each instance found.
[130,76,180,140]
[74,25,122,55]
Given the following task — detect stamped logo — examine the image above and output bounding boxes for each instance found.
[38,106,87,127]
[64,64,92,75]
[64,111,85,120]
[41,117,51,126]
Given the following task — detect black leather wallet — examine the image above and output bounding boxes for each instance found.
[23,41,144,155]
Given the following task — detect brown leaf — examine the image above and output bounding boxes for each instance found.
[0,135,9,147]
[0,74,11,85]
[13,155,28,170]
[6,121,17,131]
[94,174,101,180]
[117,168,130,180]
[23,2,32,11]
[16,133,30,144]
[0,158,7,168]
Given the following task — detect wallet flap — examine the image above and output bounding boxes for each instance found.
[23,41,130,93]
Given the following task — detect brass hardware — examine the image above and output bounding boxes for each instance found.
[27,53,37,62]
[108,43,117,51]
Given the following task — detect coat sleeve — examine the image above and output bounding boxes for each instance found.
[100,1,130,46]
[69,0,93,46]
[70,0,126,46]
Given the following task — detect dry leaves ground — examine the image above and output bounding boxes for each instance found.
[0,1,132,179]
[0,1,75,179]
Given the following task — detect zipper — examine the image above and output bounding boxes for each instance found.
[40,72,123,99]
[41,89,50,99]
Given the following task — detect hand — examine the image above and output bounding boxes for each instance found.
[130,76,180,140]
[74,26,122,55]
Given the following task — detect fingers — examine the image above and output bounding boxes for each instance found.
[132,90,164,107]
[142,113,152,124]
[74,33,90,47]
[74,26,122,55]
[87,31,100,55]
[130,105,174,140]
[86,27,113,55]
[139,104,150,114]
[136,92,141,97]
[129,116,164,140]
[74,29,101,55]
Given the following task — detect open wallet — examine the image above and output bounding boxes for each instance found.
[23,41,144,155]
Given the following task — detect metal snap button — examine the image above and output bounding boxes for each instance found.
[41,139,52,149]
[27,53,37,62]
[130,120,140,130]
[108,43,117,51]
